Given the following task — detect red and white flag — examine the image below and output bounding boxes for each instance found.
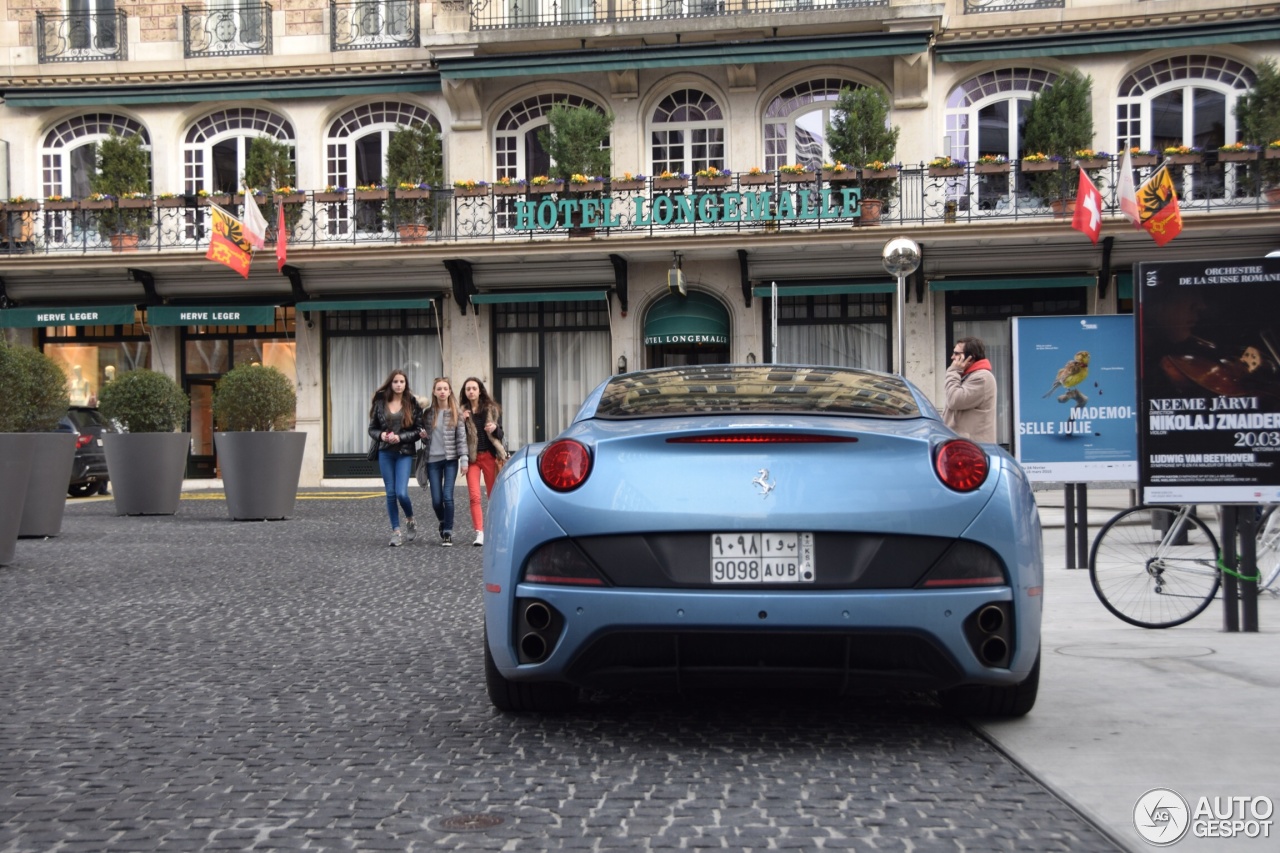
[1071,167,1103,244]
[276,200,288,272]
[1117,149,1141,228]
[241,191,268,250]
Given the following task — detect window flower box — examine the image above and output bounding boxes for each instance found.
[653,177,689,191]
[1218,150,1260,163]
[119,197,153,209]
[1075,158,1109,170]
[567,181,604,193]
[156,196,187,208]
[198,194,239,206]
[454,185,491,198]
[492,182,526,196]
[694,175,731,189]
[1130,154,1159,167]
[275,193,307,205]
[81,198,116,210]
[528,180,563,194]
[974,163,1011,175]
[355,189,389,201]
[3,201,39,212]
[778,170,816,184]
[1266,144,1280,160]
[1020,160,1061,173]
[610,180,646,192]
[739,172,775,187]
[315,191,348,203]
[395,188,431,200]
[44,199,79,211]
[1167,154,1203,165]
[821,169,855,183]
[860,167,899,180]
[928,166,966,177]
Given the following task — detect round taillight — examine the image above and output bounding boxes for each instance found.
[539,439,592,492]
[935,440,989,492]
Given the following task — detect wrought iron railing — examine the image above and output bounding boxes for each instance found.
[964,0,1063,13]
[1,158,1274,256]
[470,0,885,30]
[331,0,419,51]
[36,11,128,63]
[183,3,273,58]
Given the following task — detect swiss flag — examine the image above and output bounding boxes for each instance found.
[1071,167,1103,244]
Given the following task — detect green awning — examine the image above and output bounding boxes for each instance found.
[439,33,929,80]
[471,291,608,304]
[298,297,436,313]
[937,20,1280,62]
[1,74,442,108]
[1116,273,1133,301]
[0,304,137,328]
[753,281,897,297]
[929,275,1096,291]
[147,305,278,326]
[643,291,730,346]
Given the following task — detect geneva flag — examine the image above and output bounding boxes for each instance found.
[206,205,254,278]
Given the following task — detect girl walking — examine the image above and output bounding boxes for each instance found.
[460,377,505,547]
[368,369,425,547]
[423,377,469,546]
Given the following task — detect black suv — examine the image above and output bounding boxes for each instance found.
[57,406,115,497]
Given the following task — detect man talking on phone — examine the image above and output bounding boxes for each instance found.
[943,336,997,443]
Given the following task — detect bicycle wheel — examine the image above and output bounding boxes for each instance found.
[1089,506,1221,628]
[1254,505,1280,594]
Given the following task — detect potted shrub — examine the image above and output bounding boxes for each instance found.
[0,342,71,560]
[1234,58,1280,201]
[211,364,304,521]
[1020,70,1094,208]
[4,345,76,539]
[386,123,443,239]
[97,368,191,516]
[89,131,152,251]
[539,102,613,235]
[241,134,298,236]
[826,86,901,223]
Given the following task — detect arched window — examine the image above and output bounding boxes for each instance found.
[183,107,295,195]
[42,113,149,199]
[325,100,440,189]
[494,93,606,181]
[1118,55,1256,201]
[945,68,1058,163]
[763,78,860,172]
[649,89,725,176]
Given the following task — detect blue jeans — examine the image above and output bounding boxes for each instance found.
[425,458,459,533]
[377,449,415,530]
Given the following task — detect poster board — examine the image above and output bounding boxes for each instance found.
[1012,315,1137,483]
[1137,256,1280,504]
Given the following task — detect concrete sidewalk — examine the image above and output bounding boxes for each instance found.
[972,489,1280,852]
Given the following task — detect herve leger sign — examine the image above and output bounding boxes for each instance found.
[1136,256,1280,503]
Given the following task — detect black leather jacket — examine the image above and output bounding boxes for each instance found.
[368,398,423,456]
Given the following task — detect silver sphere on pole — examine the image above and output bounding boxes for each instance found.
[882,238,921,377]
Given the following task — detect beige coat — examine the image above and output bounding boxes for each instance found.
[943,363,997,443]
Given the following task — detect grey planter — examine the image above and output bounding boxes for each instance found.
[103,432,191,516]
[0,435,34,564]
[19,432,77,538]
[215,431,307,520]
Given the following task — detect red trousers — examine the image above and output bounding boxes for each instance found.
[466,450,499,531]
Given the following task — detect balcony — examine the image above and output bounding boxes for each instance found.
[964,0,1063,12]
[184,3,273,59]
[36,11,128,63]
[469,0,886,30]
[1,159,1274,257]
[331,0,419,51]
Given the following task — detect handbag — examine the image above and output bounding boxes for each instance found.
[366,437,379,461]
[489,435,509,474]
[415,446,428,487]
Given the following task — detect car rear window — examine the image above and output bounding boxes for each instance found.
[595,365,920,419]
[65,408,110,430]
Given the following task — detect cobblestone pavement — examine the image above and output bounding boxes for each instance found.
[1,491,1120,852]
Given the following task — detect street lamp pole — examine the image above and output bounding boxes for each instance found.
[881,238,921,376]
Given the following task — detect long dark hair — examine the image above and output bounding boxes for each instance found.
[370,369,416,429]
[461,376,501,422]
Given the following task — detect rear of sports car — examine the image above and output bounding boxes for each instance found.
[483,365,1043,716]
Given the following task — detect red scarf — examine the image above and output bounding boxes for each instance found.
[963,358,992,377]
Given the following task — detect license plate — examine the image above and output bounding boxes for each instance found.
[96,439,104,447]
[710,532,815,584]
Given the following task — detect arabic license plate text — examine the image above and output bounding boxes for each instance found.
[710,532,815,584]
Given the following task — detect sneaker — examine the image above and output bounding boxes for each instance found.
[441,531,453,547]
[405,519,417,542]
[473,531,484,547]
[389,530,403,547]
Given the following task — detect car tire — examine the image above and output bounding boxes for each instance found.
[67,484,94,498]
[937,649,1039,718]
[484,632,577,713]
[96,481,110,495]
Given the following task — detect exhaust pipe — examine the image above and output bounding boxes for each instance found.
[980,636,1009,665]
[520,632,548,662]
[524,601,553,631]
[977,604,1004,634]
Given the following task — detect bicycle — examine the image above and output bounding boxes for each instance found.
[1088,504,1280,628]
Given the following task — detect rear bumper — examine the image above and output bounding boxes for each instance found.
[487,585,1041,693]
[68,452,108,486]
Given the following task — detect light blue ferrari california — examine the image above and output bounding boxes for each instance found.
[482,364,1043,716]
